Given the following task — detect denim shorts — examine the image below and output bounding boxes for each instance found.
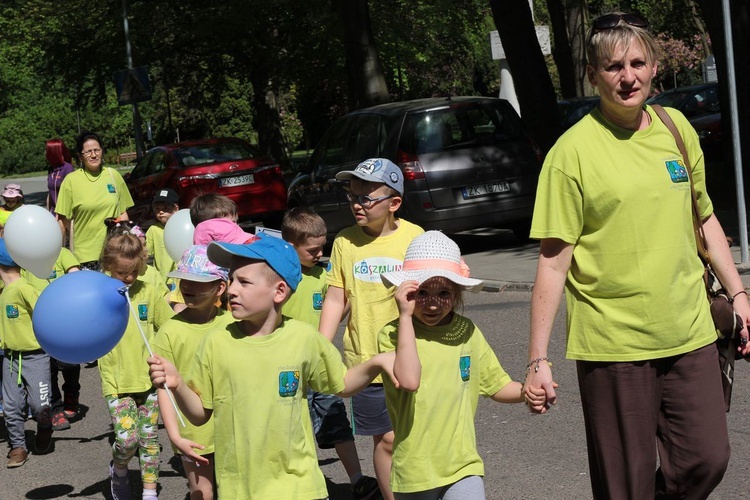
[307,389,354,449]
[351,384,392,436]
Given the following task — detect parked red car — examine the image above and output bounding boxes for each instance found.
[125,138,287,228]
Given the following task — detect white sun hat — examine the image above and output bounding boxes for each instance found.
[381,231,484,292]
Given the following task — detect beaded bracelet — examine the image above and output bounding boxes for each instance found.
[525,357,552,374]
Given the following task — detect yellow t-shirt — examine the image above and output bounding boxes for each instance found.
[55,167,134,263]
[146,223,176,280]
[379,314,510,493]
[0,278,40,351]
[153,309,235,456]
[140,264,170,298]
[283,264,327,327]
[530,105,716,361]
[186,318,346,499]
[327,219,423,371]
[98,278,174,396]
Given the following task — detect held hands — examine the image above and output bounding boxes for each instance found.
[523,358,559,414]
[395,280,419,317]
[148,355,183,391]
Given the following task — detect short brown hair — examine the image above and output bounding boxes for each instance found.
[100,233,146,274]
[281,207,327,245]
[189,194,237,226]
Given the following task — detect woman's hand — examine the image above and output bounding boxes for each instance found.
[523,360,558,414]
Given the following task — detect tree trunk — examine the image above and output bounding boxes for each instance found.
[546,0,576,98]
[336,0,390,109]
[250,66,289,169]
[489,0,561,152]
[566,0,592,96]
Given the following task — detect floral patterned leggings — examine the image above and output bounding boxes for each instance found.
[106,390,160,484]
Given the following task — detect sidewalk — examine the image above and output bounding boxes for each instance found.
[463,218,750,293]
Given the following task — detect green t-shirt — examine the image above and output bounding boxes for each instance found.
[55,167,134,263]
[153,309,235,456]
[146,223,176,279]
[98,278,174,396]
[1,278,40,351]
[186,317,346,499]
[23,247,81,291]
[530,105,716,361]
[283,264,327,327]
[379,314,510,493]
[327,219,423,372]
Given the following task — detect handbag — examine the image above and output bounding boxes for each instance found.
[653,104,744,411]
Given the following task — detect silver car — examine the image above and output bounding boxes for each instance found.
[287,96,544,240]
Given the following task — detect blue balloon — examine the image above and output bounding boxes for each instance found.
[33,271,129,364]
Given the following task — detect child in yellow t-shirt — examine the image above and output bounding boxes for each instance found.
[145,188,180,283]
[99,232,173,500]
[148,234,395,498]
[153,245,232,499]
[282,207,380,499]
[318,158,423,498]
[0,238,53,468]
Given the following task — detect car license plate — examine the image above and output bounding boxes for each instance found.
[461,182,510,199]
[219,173,254,187]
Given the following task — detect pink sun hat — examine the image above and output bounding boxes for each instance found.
[193,218,259,245]
[381,231,483,293]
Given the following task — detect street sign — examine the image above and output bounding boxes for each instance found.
[703,54,718,83]
[113,66,152,105]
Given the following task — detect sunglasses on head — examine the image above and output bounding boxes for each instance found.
[591,13,649,36]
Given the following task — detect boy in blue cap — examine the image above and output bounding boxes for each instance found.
[0,239,54,467]
[148,233,395,498]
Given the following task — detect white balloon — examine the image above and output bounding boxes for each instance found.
[4,205,62,279]
[163,208,195,262]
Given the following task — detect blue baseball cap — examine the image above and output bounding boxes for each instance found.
[0,238,17,267]
[207,233,302,291]
[335,158,404,195]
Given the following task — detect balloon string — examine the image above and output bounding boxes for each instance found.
[123,287,186,428]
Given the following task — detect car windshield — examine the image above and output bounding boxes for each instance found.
[175,141,259,166]
[407,103,523,154]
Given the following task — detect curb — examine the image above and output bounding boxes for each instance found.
[480,280,533,293]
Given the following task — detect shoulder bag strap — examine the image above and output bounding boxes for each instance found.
[651,104,711,264]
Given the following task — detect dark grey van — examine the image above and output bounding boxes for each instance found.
[287,96,544,240]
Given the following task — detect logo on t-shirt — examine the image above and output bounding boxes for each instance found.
[5,304,19,319]
[459,356,471,381]
[352,258,403,283]
[278,371,300,397]
[312,292,323,310]
[665,160,688,183]
[107,184,117,193]
[137,304,149,321]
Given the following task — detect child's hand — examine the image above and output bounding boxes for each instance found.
[523,361,558,414]
[378,351,399,389]
[148,355,182,391]
[172,436,210,465]
[395,280,419,317]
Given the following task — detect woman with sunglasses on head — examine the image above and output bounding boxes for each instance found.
[524,12,748,499]
[55,131,135,271]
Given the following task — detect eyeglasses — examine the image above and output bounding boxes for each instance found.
[82,148,102,157]
[591,13,648,36]
[345,192,393,208]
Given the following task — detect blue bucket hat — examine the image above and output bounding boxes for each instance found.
[0,238,17,267]
[335,158,404,195]
[206,233,302,291]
